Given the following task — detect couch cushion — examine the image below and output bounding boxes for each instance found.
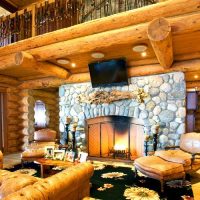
[180,132,200,154]
[0,172,39,199]
[21,149,44,158]
[155,150,192,166]
[134,156,184,177]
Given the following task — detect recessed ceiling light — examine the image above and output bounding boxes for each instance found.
[71,63,76,68]
[56,58,70,65]
[91,52,105,59]
[132,44,147,52]
[194,75,199,79]
[141,52,147,57]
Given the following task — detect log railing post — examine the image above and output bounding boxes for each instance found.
[31,5,36,37]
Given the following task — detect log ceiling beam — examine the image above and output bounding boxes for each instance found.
[0,0,18,13]
[0,0,200,57]
[147,17,173,68]
[15,52,71,79]
[128,59,200,77]
[19,73,91,89]
[186,81,200,89]
[24,12,200,62]
[0,75,20,86]
[19,59,200,89]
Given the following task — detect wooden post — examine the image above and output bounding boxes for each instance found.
[147,17,173,68]
[31,4,36,37]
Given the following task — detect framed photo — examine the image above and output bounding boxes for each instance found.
[53,150,65,160]
[44,146,55,159]
[65,151,75,162]
[78,152,88,163]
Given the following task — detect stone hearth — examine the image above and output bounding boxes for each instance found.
[59,72,186,154]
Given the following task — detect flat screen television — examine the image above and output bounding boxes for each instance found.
[89,58,128,88]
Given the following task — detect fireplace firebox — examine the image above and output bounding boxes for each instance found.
[86,116,144,160]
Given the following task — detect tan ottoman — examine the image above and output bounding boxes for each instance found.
[134,156,185,192]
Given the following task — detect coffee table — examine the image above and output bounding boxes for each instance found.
[34,158,76,178]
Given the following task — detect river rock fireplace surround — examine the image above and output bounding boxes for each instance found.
[59,72,186,159]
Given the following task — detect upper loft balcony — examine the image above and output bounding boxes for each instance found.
[0,0,200,89]
[0,0,157,47]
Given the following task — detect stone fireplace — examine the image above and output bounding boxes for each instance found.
[59,72,186,157]
[86,116,144,160]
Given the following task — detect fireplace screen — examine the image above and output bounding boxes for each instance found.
[87,116,144,160]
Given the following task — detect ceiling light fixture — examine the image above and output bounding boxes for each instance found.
[194,75,199,79]
[141,52,147,57]
[71,63,76,68]
[91,52,105,59]
[56,58,70,65]
[132,44,147,52]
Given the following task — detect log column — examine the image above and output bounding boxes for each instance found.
[6,88,21,152]
[19,89,35,150]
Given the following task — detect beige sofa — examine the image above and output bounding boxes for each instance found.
[0,162,94,200]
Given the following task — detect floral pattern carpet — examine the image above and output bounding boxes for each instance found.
[90,164,194,200]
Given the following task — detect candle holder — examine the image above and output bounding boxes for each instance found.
[64,116,71,145]
[153,133,158,152]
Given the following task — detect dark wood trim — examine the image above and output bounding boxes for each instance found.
[0,0,18,13]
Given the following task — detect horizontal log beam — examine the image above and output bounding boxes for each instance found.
[19,59,200,89]
[186,81,200,89]
[147,17,173,68]
[15,52,70,79]
[30,89,57,99]
[19,73,91,89]
[0,75,20,86]
[0,54,16,70]
[128,59,200,76]
[26,12,200,61]
[0,0,199,57]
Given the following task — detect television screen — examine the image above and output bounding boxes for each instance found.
[89,59,128,88]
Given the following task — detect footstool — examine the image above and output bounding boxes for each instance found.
[134,156,185,192]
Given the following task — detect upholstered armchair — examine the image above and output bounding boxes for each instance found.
[134,132,200,192]
[21,129,58,164]
[155,132,200,173]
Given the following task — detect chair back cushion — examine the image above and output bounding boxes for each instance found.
[34,129,56,142]
[180,132,200,154]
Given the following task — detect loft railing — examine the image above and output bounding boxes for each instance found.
[0,0,156,47]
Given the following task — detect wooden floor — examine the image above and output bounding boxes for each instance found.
[2,153,200,199]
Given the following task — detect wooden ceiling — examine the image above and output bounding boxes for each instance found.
[0,0,200,89]
[1,0,42,10]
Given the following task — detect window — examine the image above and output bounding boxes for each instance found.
[34,100,47,128]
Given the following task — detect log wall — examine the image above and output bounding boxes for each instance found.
[6,88,22,152]
[18,89,59,150]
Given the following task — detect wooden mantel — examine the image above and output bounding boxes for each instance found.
[0,0,200,89]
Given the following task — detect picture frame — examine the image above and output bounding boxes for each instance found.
[44,146,55,159]
[53,150,65,160]
[78,152,88,163]
[65,151,75,162]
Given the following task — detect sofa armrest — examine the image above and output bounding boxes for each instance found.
[165,146,180,150]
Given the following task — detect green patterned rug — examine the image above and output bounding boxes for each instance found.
[90,164,193,200]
